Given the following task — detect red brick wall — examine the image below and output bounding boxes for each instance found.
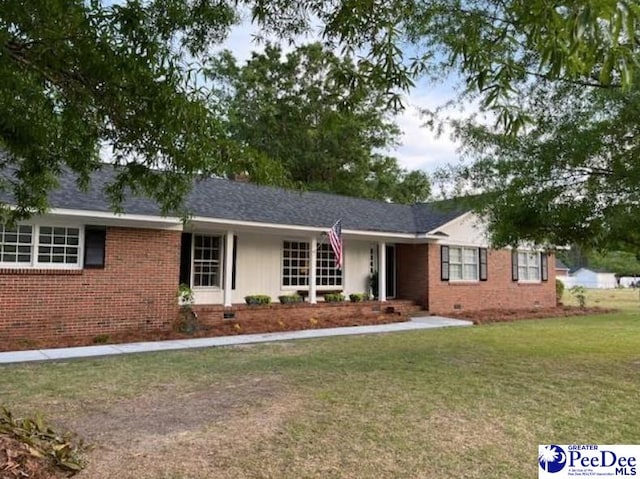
[396,244,429,307]
[425,244,556,314]
[0,227,181,344]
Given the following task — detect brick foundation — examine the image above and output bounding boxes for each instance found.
[0,227,181,343]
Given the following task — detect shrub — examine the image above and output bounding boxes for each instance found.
[324,293,345,302]
[175,283,198,334]
[245,294,271,305]
[369,272,379,299]
[555,279,565,302]
[570,286,587,308]
[176,283,194,306]
[278,294,303,304]
[349,293,366,303]
[92,334,110,344]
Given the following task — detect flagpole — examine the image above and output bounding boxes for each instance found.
[312,218,342,253]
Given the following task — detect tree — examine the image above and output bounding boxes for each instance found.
[2,0,638,221]
[558,248,640,277]
[0,0,240,222]
[441,73,640,250]
[209,43,430,203]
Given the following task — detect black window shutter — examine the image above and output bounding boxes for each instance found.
[232,235,238,290]
[441,245,449,281]
[179,233,192,286]
[479,248,488,281]
[84,226,106,269]
[541,253,549,282]
[512,250,519,281]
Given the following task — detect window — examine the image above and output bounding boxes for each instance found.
[282,241,343,287]
[84,226,106,268]
[316,243,342,286]
[0,225,33,264]
[282,241,310,287]
[449,246,479,281]
[517,251,541,281]
[441,246,488,282]
[37,227,80,265]
[192,235,221,287]
[0,224,82,268]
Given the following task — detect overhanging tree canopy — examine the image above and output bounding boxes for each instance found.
[1,0,637,224]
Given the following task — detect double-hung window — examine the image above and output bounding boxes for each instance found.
[0,224,82,268]
[316,243,342,286]
[517,251,541,281]
[282,240,342,287]
[449,246,479,281]
[37,226,80,265]
[282,241,310,287]
[0,225,33,265]
[441,245,488,282]
[192,234,222,287]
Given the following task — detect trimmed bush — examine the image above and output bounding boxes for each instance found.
[324,293,345,302]
[245,294,271,305]
[349,293,367,303]
[278,294,303,304]
[555,278,565,302]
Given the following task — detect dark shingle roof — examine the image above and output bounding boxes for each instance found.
[1,166,468,235]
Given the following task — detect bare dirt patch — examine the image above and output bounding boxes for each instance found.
[67,375,301,479]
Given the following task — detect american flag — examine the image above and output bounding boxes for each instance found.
[328,219,343,269]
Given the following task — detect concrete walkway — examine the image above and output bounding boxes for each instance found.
[0,316,473,365]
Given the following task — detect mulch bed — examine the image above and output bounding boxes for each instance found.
[0,313,408,352]
[0,435,68,479]
[447,306,617,325]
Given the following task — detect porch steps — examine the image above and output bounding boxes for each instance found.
[381,300,425,317]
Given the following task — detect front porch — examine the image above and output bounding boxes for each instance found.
[179,223,432,308]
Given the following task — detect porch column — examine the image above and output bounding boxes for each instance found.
[309,237,317,304]
[378,241,387,302]
[223,231,234,307]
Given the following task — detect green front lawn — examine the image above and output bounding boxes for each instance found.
[2,311,639,478]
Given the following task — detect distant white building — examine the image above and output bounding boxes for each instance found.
[558,268,617,289]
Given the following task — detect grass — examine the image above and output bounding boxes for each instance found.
[562,286,640,310]
[1,307,639,478]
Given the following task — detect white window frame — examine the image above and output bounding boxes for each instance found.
[281,240,343,289]
[316,243,343,288]
[448,246,479,282]
[282,240,310,288]
[0,223,84,270]
[191,234,223,289]
[518,251,541,282]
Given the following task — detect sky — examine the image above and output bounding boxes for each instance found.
[220,21,464,175]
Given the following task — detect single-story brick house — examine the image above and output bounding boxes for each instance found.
[0,168,555,343]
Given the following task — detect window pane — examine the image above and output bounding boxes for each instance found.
[463,248,476,263]
[1,224,32,264]
[192,235,221,287]
[450,264,462,280]
[314,243,342,287]
[282,241,311,288]
[449,248,462,263]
